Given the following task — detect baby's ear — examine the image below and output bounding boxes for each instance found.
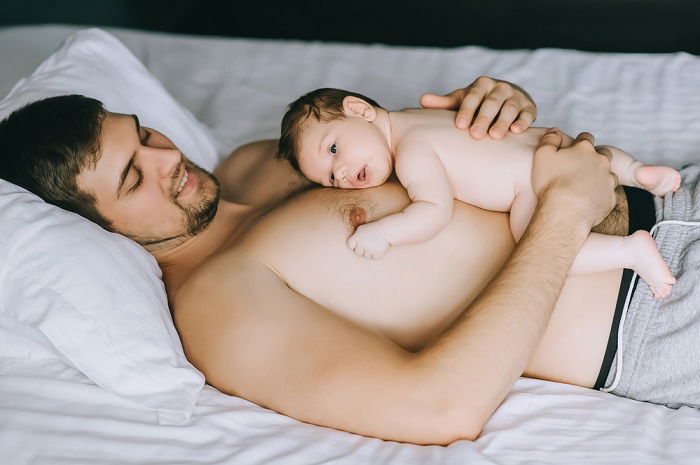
[342,96,376,121]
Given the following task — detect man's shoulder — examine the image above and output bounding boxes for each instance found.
[214,139,310,207]
[174,251,278,318]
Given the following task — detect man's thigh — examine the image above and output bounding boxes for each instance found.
[602,164,700,408]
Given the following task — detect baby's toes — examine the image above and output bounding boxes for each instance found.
[653,282,673,299]
[674,174,681,192]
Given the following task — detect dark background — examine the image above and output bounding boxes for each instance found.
[2,0,700,54]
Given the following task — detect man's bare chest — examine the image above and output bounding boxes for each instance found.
[230,183,514,349]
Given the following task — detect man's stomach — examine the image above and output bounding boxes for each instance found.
[235,182,621,388]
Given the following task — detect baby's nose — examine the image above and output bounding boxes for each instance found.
[334,165,347,182]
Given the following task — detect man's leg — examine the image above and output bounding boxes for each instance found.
[600,164,700,407]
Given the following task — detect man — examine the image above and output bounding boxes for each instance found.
[0,77,627,444]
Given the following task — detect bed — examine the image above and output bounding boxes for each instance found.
[1,24,700,464]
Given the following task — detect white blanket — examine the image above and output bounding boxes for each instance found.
[1,24,700,465]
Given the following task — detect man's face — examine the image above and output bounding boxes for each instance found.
[77,112,220,247]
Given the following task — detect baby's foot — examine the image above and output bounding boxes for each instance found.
[635,165,681,197]
[624,230,676,299]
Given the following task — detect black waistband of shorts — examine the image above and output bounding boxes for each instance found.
[624,185,657,234]
[593,186,656,390]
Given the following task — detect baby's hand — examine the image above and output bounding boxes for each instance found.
[348,223,390,260]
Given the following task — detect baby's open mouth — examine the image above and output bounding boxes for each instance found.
[358,166,367,182]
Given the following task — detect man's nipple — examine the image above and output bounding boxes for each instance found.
[348,206,367,229]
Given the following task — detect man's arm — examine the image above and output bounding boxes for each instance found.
[181,131,616,445]
[411,187,600,434]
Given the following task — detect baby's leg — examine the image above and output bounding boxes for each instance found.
[570,231,676,299]
[509,189,538,243]
[599,145,680,197]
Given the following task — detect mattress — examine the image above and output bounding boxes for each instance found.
[1,24,700,465]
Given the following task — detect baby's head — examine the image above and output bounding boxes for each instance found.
[277,88,394,189]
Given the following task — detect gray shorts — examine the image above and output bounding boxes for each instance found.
[601,164,700,408]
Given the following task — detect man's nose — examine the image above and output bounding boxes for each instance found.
[139,146,182,179]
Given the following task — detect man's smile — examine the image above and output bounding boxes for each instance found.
[177,166,196,198]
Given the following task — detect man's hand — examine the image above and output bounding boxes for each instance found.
[532,128,618,230]
[420,76,537,140]
[348,222,391,260]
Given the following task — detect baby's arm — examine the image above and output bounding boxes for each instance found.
[347,142,453,259]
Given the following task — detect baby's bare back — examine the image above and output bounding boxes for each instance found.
[392,108,555,212]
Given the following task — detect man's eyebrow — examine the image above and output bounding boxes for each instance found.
[115,115,141,199]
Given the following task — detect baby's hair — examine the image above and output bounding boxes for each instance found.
[276,88,382,172]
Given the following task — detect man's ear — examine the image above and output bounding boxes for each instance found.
[342,96,377,121]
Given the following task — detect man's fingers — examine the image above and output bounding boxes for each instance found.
[509,108,536,134]
[574,131,595,146]
[488,103,520,139]
[537,128,564,152]
[454,78,493,130]
[470,99,502,139]
[470,85,512,138]
[595,145,614,162]
[610,172,619,187]
[427,77,537,138]
[455,94,481,130]
[420,92,460,109]
[455,87,487,130]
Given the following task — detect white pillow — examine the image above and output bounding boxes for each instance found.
[0,28,211,425]
[0,28,219,171]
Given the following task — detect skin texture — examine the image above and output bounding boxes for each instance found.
[174,132,620,444]
[72,81,626,445]
[295,101,676,295]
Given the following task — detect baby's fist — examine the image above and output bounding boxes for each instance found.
[347,223,390,260]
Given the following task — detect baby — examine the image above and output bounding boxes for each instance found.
[276,88,680,298]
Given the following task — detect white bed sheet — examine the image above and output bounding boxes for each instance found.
[2,24,700,464]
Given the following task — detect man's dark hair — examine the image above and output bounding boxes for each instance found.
[0,94,112,230]
[276,88,382,172]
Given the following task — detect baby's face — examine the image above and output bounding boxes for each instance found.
[296,117,393,189]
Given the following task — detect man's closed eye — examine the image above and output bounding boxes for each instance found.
[128,130,151,193]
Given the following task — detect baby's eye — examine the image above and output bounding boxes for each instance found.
[141,129,151,145]
[330,144,336,155]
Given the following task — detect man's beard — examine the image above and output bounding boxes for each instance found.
[136,160,221,249]
[178,161,220,237]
